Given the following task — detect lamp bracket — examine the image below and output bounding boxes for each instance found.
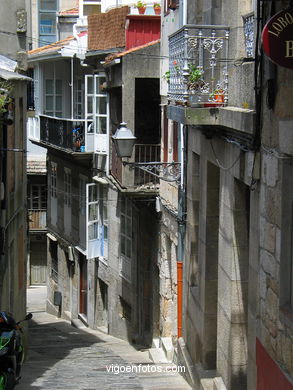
[123,161,181,183]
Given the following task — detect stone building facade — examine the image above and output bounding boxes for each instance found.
[161,0,293,389]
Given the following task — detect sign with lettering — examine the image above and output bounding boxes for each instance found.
[262,8,293,68]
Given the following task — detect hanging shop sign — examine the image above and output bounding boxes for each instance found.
[262,8,293,69]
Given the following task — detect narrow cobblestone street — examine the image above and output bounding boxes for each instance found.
[18,287,191,390]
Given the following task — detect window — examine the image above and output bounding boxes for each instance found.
[39,0,57,46]
[50,162,57,198]
[100,186,108,258]
[120,197,132,281]
[82,0,101,16]
[74,79,84,119]
[50,239,58,283]
[45,79,62,117]
[29,184,47,209]
[79,175,87,216]
[172,121,178,162]
[64,169,71,207]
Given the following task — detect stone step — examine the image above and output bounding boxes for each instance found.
[71,318,87,329]
[161,337,174,361]
[213,377,227,390]
[148,347,169,363]
[152,337,160,349]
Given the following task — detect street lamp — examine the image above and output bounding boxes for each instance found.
[112,122,181,183]
[112,122,136,158]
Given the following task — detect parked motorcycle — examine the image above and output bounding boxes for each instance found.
[0,311,33,390]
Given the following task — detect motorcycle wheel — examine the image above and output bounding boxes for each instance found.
[1,372,15,390]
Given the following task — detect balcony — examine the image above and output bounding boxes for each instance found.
[168,25,230,107]
[111,143,160,191]
[28,210,46,231]
[28,115,108,155]
[39,115,86,153]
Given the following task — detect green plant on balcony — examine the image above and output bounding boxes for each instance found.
[153,3,161,14]
[210,88,225,103]
[135,1,146,14]
[163,70,170,83]
[187,64,205,91]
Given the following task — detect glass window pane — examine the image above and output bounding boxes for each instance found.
[55,96,62,111]
[96,96,107,115]
[121,215,125,234]
[97,116,107,134]
[89,185,97,202]
[87,97,93,114]
[96,77,106,92]
[55,80,62,94]
[89,204,98,221]
[40,14,56,34]
[104,225,108,240]
[121,238,125,256]
[87,77,93,94]
[46,96,53,111]
[126,239,131,258]
[46,79,53,94]
[40,0,57,10]
[126,217,131,235]
[89,222,98,240]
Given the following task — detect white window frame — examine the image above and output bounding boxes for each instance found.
[39,0,58,46]
[45,78,62,117]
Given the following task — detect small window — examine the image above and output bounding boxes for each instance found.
[29,184,47,210]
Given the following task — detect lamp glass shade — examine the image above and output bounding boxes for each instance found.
[112,122,136,158]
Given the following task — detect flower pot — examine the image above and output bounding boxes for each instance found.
[138,6,146,14]
[214,93,224,103]
[154,7,161,15]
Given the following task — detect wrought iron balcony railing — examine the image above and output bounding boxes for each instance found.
[111,143,160,188]
[40,115,86,152]
[168,25,230,107]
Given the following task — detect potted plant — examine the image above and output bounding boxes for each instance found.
[135,1,146,14]
[187,64,205,90]
[213,88,225,103]
[153,2,161,15]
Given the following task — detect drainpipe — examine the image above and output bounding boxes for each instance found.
[182,0,187,26]
[71,57,74,120]
[177,124,186,338]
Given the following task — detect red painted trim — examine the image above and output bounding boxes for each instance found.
[256,338,293,390]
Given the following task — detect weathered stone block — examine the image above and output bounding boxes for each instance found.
[261,153,279,187]
[259,216,276,254]
[260,249,276,278]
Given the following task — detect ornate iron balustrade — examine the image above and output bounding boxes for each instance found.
[40,115,86,152]
[243,13,255,58]
[168,25,230,107]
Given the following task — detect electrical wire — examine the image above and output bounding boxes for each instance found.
[210,138,241,171]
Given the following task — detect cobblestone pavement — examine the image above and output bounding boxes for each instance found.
[18,287,191,390]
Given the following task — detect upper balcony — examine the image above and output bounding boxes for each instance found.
[167,24,256,139]
[168,25,230,108]
[28,114,108,156]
